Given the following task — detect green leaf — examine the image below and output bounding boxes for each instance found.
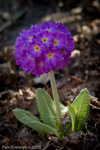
[68,104,78,131]
[72,88,90,130]
[30,121,60,138]
[36,88,68,129]
[13,108,41,134]
[36,88,57,128]
[13,108,59,137]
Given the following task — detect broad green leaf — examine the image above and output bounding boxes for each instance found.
[68,104,78,131]
[36,88,57,128]
[36,88,68,128]
[13,108,40,122]
[13,108,59,137]
[72,88,90,130]
[13,108,42,134]
[30,121,60,138]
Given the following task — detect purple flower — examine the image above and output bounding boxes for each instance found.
[19,29,34,45]
[63,126,67,130]
[40,21,56,33]
[30,24,41,36]
[52,32,66,49]
[16,53,36,73]
[43,49,64,69]
[58,56,68,69]
[31,57,50,77]
[27,41,44,57]
[15,37,27,55]
[15,21,75,77]
[56,22,71,35]
[65,36,75,52]
[37,31,53,47]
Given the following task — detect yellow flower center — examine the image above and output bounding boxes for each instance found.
[34,46,40,51]
[48,29,51,32]
[30,37,32,42]
[47,53,53,58]
[54,39,58,45]
[43,37,47,43]
[40,62,44,66]
[62,50,66,54]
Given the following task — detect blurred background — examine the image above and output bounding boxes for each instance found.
[0,0,100,95]
[0,0,100,148]
[0,0,100,46]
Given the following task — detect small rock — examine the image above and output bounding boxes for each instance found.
[2,12,11,20]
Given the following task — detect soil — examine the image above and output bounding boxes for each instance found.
[0,0,100,150]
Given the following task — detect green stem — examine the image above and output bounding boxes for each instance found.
[49,70,61,119]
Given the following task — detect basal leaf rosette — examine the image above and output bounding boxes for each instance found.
[15,21,75,77]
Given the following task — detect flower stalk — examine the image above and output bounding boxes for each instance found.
[49,70,61,119]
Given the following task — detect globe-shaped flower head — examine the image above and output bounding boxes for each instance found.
[15,21,75,77]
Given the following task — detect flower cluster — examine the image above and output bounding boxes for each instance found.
[15,21,75,77]
[61,115,71,130]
